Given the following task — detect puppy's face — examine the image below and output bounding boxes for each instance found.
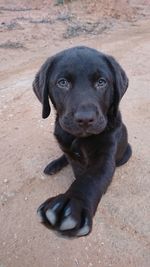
[49,49,114,137]
[33,47,128,137]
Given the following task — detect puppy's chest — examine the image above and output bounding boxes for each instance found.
[61,138,100,166]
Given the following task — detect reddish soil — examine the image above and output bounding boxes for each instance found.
[0,1,150,267]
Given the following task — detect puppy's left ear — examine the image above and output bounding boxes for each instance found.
[33,57,54,119]
[106,55,129,117]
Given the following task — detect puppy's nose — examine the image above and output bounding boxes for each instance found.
[74,111,96,128]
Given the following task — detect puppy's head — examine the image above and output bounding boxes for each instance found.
[33,46,128,137]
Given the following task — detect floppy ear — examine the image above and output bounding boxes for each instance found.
[33,57,54,119]
[106,55,129,118]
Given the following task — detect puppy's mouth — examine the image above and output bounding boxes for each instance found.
[73,131,94,138]
[59,119,107,138]
[75,129,101,137]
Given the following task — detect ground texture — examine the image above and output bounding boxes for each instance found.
[0,1,150,267]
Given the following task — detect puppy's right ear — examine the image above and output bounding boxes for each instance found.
[33,57,54,119]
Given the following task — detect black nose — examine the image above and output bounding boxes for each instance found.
[74,111,96,128]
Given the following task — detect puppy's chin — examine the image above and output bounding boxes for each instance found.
[74,129,106,138]
[74,131,93,138]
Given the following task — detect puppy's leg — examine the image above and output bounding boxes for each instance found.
[44,154,68,175]
[38,145,116,237]
[116,143,132,167]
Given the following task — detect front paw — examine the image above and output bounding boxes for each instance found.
[37,194,92,237]
[44,155,68,175]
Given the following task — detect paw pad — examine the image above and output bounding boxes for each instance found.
[37,195,92,237]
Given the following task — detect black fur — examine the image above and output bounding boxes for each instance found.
[33,46,132,237]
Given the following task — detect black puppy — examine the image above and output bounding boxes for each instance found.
[33,46,132,237]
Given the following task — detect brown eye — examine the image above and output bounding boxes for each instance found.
[57,78,70,89]
[95,78,107,89]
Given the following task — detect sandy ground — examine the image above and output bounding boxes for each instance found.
[0,1,150,267]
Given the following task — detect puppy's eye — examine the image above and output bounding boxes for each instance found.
[57,78,70,89]
[95,78,107,89]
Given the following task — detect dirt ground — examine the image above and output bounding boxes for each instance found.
[0,1,150,267]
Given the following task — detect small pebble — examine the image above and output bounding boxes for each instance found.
[8,114,13,118]
[3,179,8,184]
[14,233,17,239]
[40,174,47,180]
[74,258,79,265]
